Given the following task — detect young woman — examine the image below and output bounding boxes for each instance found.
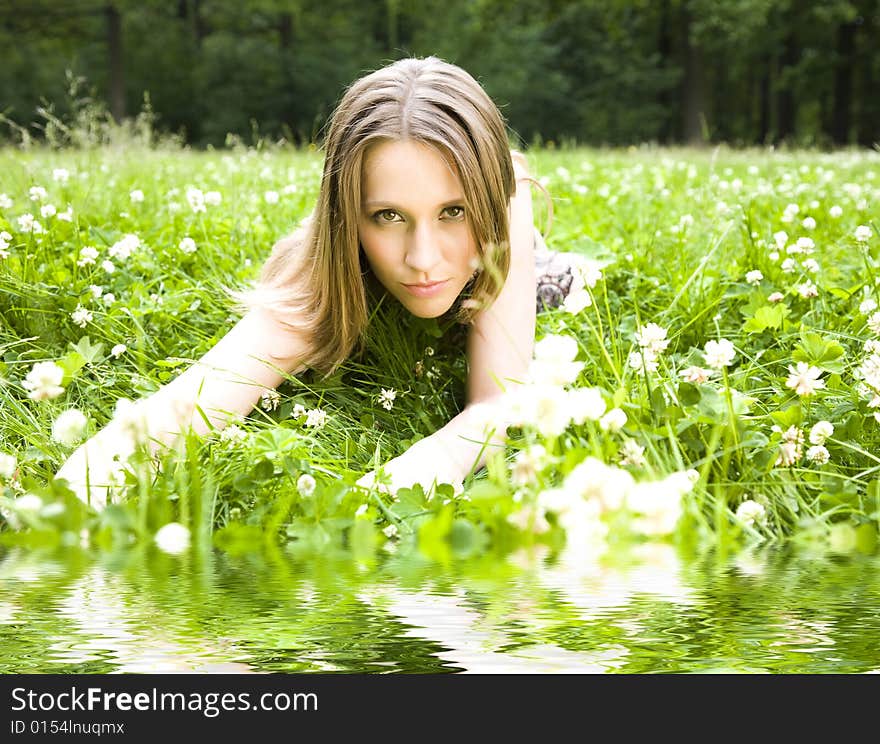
[56,56,578,508]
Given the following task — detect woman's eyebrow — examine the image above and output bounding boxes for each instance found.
[363,197,465,209]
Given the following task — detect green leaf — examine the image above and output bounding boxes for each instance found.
[69,335,105,365]
[743,304,790,333]
[792,332,846,373]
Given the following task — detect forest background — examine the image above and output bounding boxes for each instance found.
[0,0,878,150]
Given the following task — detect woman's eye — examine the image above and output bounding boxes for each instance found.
[444,206,465,219]
[374,209,400,223]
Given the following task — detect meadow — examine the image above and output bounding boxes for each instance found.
[1,135,879,561]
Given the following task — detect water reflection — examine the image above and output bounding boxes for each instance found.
[1,538,879,673]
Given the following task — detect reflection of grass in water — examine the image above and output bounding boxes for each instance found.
[3,541,880,672]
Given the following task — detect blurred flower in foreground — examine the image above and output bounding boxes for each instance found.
[52,409,88,447]
[154,522,190,554]
[22,361,65,401]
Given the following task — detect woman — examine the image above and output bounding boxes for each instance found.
[56,56,576,509]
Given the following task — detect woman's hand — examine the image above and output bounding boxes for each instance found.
[356,436,465,497]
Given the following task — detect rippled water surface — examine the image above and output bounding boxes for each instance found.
[2,540,879,673]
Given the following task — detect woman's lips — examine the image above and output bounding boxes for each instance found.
[402,279,449,298]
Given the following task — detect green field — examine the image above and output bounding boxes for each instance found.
[1,140,879,559]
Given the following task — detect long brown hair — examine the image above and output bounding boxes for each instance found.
[240,56,516,375]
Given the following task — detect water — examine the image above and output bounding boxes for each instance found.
[2,539,879,673]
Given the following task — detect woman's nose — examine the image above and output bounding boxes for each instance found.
[404,223,442,274]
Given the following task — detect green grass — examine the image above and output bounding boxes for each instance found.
[1,136,879,559]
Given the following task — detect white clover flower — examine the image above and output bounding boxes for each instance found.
[802,216,816,230]
[204,190,222,206]
[379,388,397,411]
[0,193,11,209]
[773,230,788,249]
[186,187,206,213]
[15,493,43,513]
[768,251,780,262]
[562,288,591,314]
[745,269,763,285]
[635,322,670,354]
[567,387,606,424]
[775,440,802,467]
[626,472,693,536]
[806,445,830,464]
[563,456,633,511]
[382,523,399,539]
[52,168,70,183]
[860,299,878,315]
[102,293,116,306]
[291,403,307,419]
[107,343,126,360]
[282,184,298,195]
[530,333,583,386]
[628,348,658,374]
[108,233,140,260]
[154,522,190,554]
[260,389,280,411]
[829,205,843,218]
[511,444,547,486]
[802,259,819,273]
[296,473,317,497]
[786,362,825,396]
[77,246,99,266]
[56,206,73,222]
[22,361,65,401]
[51,409,88,446]
[305,408,327,428]
[855,225,873,242]
[703,338,736,369]
[796,280,818,299]
[865,340,880,355]
[507,504,551,534]
[264,190,280,204]
[0,453,17,478]
[809,420,834,445]
[40,204,56,218]
[17,213,43,233]
[28,186,47,201]
[868,312,880,334]
[619,439,646,468]
[506,383,572,438]
[101,260,115,274]
[796,237,815,253]
[599,407,627,432]
[89,284,103,299]
[219,424,247,445]
[129,189,144,203]
[680,365,713,384]
[71,305,93,328]
[768,292,785,303]
[179,237,197,254]
[735,499,766,527]
[781,257,797,273]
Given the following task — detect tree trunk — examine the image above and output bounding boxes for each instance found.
[682,3,706,145]
[830,20,857,145]
[192,0,207,45]
[106,3,124,122]
[279,12,293,48]
[758,55,771,144]
[776,24,797,142]
[386,0,399,53]
[856,11,880,147]
[656,0,673,143]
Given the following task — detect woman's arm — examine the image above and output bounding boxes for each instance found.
[359,152,537,492]
[56,307,310,509]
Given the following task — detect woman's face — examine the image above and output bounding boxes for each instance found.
[357,139,478,318]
